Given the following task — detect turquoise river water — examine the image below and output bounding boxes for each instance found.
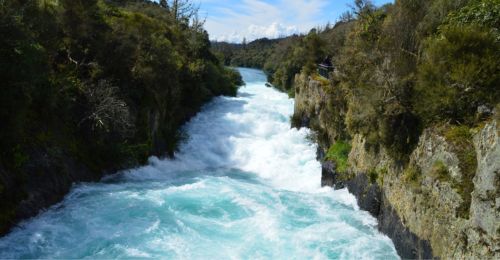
[0,68,398,259]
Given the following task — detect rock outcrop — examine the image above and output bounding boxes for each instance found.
[294,74,499,259]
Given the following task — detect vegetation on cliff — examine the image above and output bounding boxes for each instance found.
[325,141,351,175]
[0,0,242,233]
[217,0,499,159]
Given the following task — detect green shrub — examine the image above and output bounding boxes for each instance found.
[415,24,500,125]
[325,140,352,173]
[402,164,422,191]
[445,0,500,40]
[0,0,244,233]
[12,145,29,170]
[430,160,450,182]
[380,103,421,162]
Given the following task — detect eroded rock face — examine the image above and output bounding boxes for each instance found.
[294,74,325,120]
[355,121,498,258]
[294,74,499,259]
[321,161,336,187]
[382,130,465,258]
[467,120,499,257]
[344,121,499,259]
[293,74,342,149]
[346,133,442,258]
[377,196,434,259]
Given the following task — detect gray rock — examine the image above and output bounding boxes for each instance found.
[477,105,493,118]
[471,120,499,239]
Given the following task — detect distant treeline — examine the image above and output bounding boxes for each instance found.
[0,0,242,233]
[211,24,352,95]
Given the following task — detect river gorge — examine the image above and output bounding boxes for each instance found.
[0,68,398,259]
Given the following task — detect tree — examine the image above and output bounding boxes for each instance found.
[81,80,133,137]
[415,25,500,124]
[160,0,168,9]
[339,11,355,22]
[351,0,375,18]
[302,29,326,74]
[169,0,198,22]
[60,0,108,76]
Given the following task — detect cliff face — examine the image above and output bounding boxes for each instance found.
[294,75,499,259]
[292,74,347,149]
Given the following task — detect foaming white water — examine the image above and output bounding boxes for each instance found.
[125,68,323,192]
[0,68,399,259]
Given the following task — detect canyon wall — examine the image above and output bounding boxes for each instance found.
[294,75,499,259]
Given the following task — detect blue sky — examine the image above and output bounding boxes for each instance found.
[196,0,393,42]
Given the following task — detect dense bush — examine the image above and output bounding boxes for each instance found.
[416,25,499,124]
[212,38,282,69]
[415,0,500,124]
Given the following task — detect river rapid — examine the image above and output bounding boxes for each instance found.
[0,68,398,259]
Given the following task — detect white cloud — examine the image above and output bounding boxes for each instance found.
[214,32,243,43]
[213,22,299,43]
[248,22,299,40]
[203,0,329,43]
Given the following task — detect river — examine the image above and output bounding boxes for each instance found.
[0,68,398,259]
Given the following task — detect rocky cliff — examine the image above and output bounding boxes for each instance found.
[294,74,499,259]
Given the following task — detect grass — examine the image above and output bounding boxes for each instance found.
[430,160,450,182]
[443,125,477,219]
[311,73,331,87]
[402,164,423,191]
[325,140,352,174]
